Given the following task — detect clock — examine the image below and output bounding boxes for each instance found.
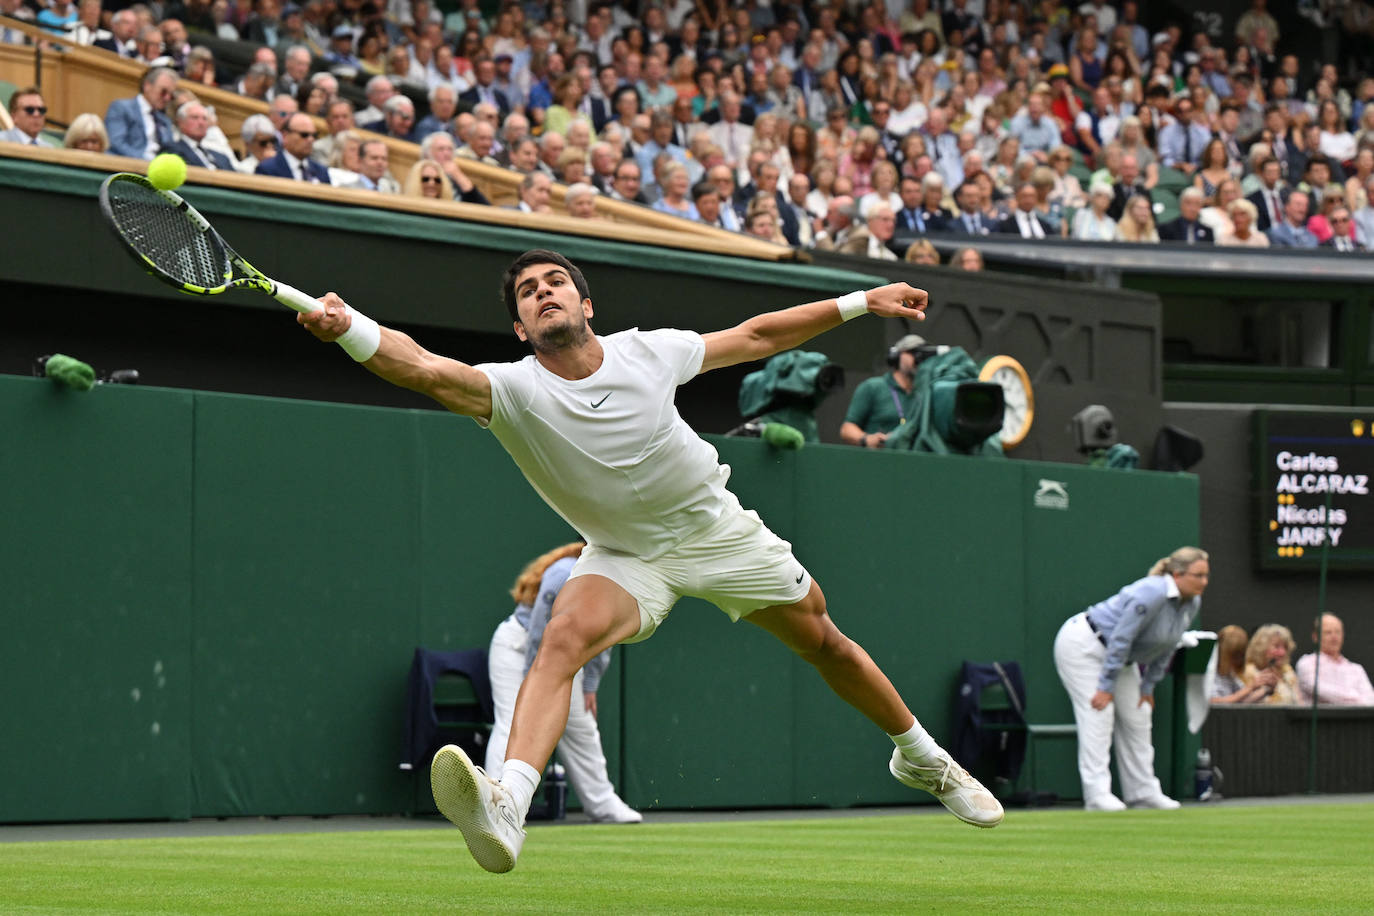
[978,355,1034,450]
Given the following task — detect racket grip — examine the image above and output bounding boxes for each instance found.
[272,282,323,313]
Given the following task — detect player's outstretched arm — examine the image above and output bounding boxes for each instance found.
[699,283,927,374]
[298,293,493,419]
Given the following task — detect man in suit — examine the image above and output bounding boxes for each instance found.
[1323,207,1359,252]
[1156,98,1213,174]
[92,9,137,57]
[869,99,902,161]
[838,203,900,259]
[276,45,313,100]
[0,88,59,147]
[670,96,704,151]
[256,112,332,183]
[704,164,742,230]
[1157,187,1215,244]
[1247,156,1288,231]
[242,0,284,48]
[586,64,619,133]
[341,139,399,192]
[734,158,800,246]
[997,184,1053,238]
[364,96,418,142]
[1267,190,1318,248]
[415,83,459,141]
[162,101,234,170]
[607,160,650,205]
[460,57,510,120]
[105,67,179,160]
[1109,153,1149,221]
[895,176,928,234]
[951,181,992,236]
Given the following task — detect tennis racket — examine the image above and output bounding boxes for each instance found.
[98,172,321,313]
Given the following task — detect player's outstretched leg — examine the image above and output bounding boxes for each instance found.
[746,582,1003,827]
[431,744,526,873]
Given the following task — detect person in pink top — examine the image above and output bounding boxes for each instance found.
[1296,614,1374,706]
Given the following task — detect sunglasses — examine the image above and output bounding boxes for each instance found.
[21,105,47,115]
[291,130,318,138]
[421,175,442,184]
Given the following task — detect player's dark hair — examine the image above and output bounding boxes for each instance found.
[501,249,591,322]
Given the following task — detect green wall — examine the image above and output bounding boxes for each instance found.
[0,375,1198,822]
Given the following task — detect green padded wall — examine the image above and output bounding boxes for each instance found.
[1,376,194,821]
[1,376,1197,821]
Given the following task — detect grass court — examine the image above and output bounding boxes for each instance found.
[4,801,1370,913]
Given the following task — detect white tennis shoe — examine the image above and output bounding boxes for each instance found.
[431,744,526,873]
[889,748,1005,827]
[1084,794,1128,812]
[1128,794,1181,810]
[588,799,643,824]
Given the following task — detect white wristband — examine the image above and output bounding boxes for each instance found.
[336,307,381,362]
[836,290,869,321]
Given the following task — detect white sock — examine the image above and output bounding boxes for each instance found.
[498,759,542,822]
[889,718,939,763]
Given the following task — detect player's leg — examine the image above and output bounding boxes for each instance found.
[746,580,912,733]
[482,616,528,777]
[1110,664,1176,808]
[746,581,1003,827]
[1052,614,1124,811]
[432,573,641,873]
[557,668,641,823]
[506,573,642,776]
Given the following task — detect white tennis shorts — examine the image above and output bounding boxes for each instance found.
[568,496,812,643]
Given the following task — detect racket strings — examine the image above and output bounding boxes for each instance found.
[107,183,228,288]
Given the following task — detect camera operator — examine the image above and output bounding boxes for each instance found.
[840,334,934,449]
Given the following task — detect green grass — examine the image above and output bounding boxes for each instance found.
[3,805,1371,913]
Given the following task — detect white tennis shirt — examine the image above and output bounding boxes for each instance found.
[475,328,731,559]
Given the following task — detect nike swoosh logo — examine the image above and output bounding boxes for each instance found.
[496,801,520,832]
[590,393,611,408]
[795,573,805,584]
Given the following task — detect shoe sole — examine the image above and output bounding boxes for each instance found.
[430,745,517,874]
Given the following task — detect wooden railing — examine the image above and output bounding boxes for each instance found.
[0,19,797,261]
[0,140,795,261]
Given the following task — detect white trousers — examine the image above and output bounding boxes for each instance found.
[1052,613,1165,804]
[483,616,627,818]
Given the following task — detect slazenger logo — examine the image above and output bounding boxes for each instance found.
[1033,479,1069,510]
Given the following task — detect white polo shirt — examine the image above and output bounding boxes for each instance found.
[476,328,730,559]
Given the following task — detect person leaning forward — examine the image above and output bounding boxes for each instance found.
[839,333,926,449]
[295,250,1004,874]
[1053,546,1209,812]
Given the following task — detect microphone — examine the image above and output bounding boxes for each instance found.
[43,354,95,392]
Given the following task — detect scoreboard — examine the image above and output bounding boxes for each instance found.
[1253,409,1374,571]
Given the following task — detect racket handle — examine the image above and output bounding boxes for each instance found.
[272,281,323,313]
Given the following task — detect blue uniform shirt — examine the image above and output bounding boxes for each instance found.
[1085,574,1200,696]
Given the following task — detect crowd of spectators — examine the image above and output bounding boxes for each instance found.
[6,0,1374,259]
[1211,615,1374,706]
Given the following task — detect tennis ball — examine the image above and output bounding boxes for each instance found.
[148,153,188,191]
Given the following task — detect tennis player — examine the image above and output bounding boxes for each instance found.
[298,249,1003,872]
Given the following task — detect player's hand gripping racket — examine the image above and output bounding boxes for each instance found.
[98,172,321,313]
